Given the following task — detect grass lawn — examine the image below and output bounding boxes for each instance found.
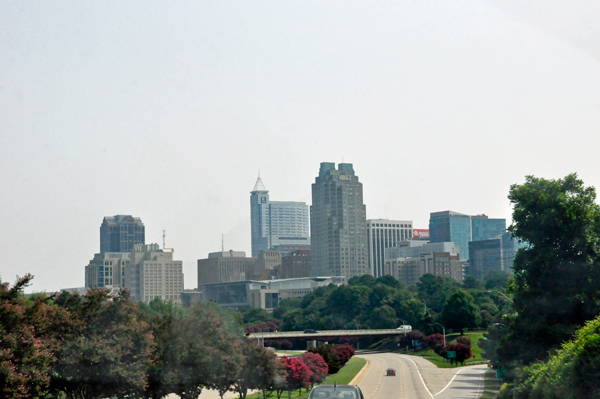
[480,370,502,399]
[395,331,487,369]
[321,357,367,385]
[276,350,305,355]
[244,357,367,399]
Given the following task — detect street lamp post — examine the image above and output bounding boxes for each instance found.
[434,323,446,347]
[487,290,513,303]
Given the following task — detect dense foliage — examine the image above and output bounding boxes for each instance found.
[0,274,69,399]
[501,315,600,399]
[502,174,600,365]
[0,275,353,399]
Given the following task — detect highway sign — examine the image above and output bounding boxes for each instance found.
[446,351,456,359]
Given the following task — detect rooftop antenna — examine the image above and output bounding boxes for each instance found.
[221,234,224,252]
[162,230,166,249]
[258,169,260,178]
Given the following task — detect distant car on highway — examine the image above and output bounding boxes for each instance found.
[386,368,396,376]
[308,385,364,399]
[303,328,318,333]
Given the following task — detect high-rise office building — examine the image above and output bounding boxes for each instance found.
[310,162,368,278]
[250,177,310,257]
[125,243,184,304]
[367,219,413,277]
[468,232,524,279]
[429,211,506,260]
[100,215,145,254]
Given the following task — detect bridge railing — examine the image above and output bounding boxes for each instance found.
[247,328,410,339]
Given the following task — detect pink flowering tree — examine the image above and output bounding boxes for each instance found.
[300,352,328,389]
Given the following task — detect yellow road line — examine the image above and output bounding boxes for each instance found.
[349,358,373,385]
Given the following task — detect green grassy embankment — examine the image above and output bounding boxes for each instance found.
[396,332,486,369]
[480,369,502,399]
[244,357,367,399]
[276,350,305,355]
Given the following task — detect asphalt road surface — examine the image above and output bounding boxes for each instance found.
[355,353,487,399]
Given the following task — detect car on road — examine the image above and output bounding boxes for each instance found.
[386,368,396,376]
[304,328,318,333]
[308,385,364,399]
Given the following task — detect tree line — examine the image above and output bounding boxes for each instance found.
[0,275,354,399]
[242,270,511,341]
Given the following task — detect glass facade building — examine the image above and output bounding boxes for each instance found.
[100,215,145,254]
[429,211,506,260]
[250,177,310,258]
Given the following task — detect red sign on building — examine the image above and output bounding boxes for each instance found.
[412,229,430,239]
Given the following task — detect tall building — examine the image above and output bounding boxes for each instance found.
[429,211,506,260]
[125,243,184,304]
[100,215,145,254]
[250,176,310,257]
[85,244,184,304]
[367,219,413,277]
[310,162,368,278]
[468,239,502,280]
[85,252,130,289]
[468,232,524,279]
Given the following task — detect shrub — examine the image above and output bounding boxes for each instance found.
[426,334,444,348]
[332,344,355,365]
[456,336,471,347]
[308,345,341,374]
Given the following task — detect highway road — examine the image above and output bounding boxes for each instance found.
[355,353,487,399]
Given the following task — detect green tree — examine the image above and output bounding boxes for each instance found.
[232,340,280,399]
[368,305,398,329]
[170,302,243,399]
[441,289,479,334]
[501,174,600,365]
[462,275,483,290]
[142,310,177,399]
[484,270,511,290]
[325,285,372,320]
[0,275,69,399]
[50,289,154,399]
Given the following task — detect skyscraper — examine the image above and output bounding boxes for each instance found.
[310,162,368,278]
[100,215,145,254]
[429,211,506,260]
[367,219,413,277]
[250,176,310,257]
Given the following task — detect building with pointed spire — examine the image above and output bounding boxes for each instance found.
[250,175,310,257]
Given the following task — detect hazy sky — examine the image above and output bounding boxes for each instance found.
[2,1,600,292]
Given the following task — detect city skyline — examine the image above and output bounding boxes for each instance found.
[2,1,600,292]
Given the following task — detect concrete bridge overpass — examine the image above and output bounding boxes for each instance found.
[247,327,411,347]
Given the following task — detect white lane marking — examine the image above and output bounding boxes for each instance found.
[473,368,486,398]
[432,368,465,397]
[369,373,384,399]
[402,356,433,399]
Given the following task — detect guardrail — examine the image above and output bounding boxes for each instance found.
[465,360,489,365]
[247,328,411,339]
